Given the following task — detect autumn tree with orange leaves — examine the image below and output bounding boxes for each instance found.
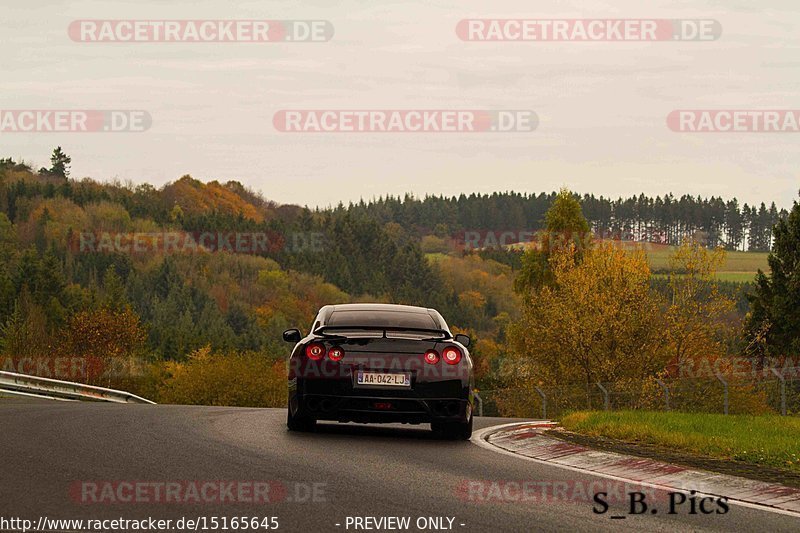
[509,242,669,387]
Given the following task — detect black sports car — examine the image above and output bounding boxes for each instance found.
[283,303,474,439]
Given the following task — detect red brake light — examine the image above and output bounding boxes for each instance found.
[305,343,325,360]
[424,350,440,364]
[328,346,344,361]
[442,346,462,365]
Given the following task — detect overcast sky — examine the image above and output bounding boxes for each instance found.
[1,0,798,209]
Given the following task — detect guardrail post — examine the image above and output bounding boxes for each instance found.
[534,386,547,419]
[714,371,728,415]
[656,378,670,410]
[770,368,786,416]
[473,390,483,417]
[596,382,610,411]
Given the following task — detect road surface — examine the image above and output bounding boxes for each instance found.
[1,401,797,532]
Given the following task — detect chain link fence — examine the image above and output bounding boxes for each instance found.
[475,371,800,419]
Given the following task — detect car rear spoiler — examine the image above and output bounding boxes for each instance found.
[313,325,451,339]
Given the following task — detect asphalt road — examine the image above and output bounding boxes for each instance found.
[1,401,798,533]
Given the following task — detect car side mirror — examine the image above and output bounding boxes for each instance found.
[454,333,471,347]
[283,329,302,343]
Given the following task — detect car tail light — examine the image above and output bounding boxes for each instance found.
[442,346,462,365]
[305,342,325,360]
[328,346,344,361]
[424,350,440,364]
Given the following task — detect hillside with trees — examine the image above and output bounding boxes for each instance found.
[0,149,795,408]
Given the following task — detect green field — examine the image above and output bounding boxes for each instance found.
[709,271,759,283]
[495,240,769,281]
[642,245,768,275]
[431,240,769,281]
[652,271,758,283]
[561,411,800,473]
[646,246,766,282]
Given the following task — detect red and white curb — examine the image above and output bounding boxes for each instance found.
[471,421,800,518]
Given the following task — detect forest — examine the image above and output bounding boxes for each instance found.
[0,150,795,409]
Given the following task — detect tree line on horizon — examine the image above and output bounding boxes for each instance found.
[2,153,788,252]
[344,192,787,252]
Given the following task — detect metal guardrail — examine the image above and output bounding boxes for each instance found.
[473,390,483,416]
[0,371,155,404]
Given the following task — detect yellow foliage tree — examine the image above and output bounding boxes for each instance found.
[509,242,668,388]
[664,240,735,371]
[59,306,147,385]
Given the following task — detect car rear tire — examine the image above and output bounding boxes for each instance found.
[432,414,473,441]
[287,408,316,432]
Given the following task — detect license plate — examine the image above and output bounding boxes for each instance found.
[355,371,411,388]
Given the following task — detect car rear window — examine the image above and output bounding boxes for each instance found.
[327,310,438,330]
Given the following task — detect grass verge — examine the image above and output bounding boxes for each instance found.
[560,411,800,473]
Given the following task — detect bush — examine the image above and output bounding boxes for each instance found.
[156,346,286,407]
[668,376,771,415]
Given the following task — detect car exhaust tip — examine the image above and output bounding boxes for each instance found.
[430,401,459,417]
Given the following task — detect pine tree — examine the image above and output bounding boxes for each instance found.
[49,147,71,179]
[746,192,800,356]
[101,266,127,311]
[514,189,591,295]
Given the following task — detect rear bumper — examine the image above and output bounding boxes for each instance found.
[289,378,472,424]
